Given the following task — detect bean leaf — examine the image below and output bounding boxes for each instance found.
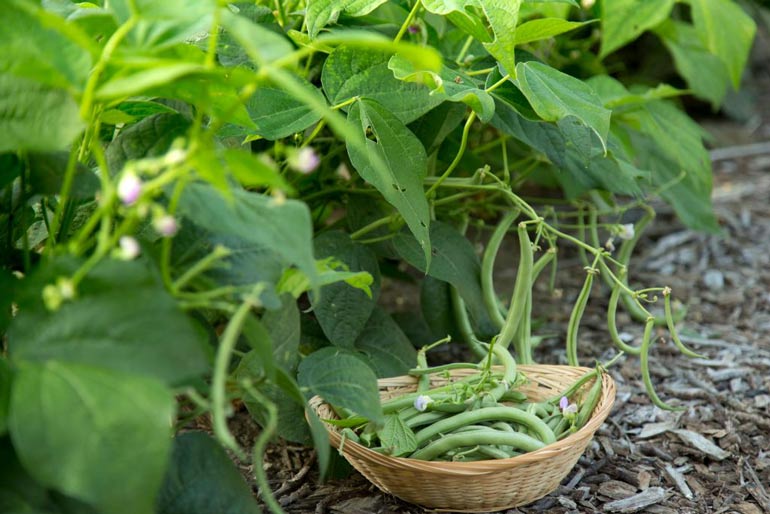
[306,0,389,37]
[600,0,674,57]
[354,307,417,378]
[377,414,417,457]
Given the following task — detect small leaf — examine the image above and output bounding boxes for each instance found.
[346,99,432,268]
[297,347,383,423]
[221,148,289,190]
[243,76,325,140]
[27,152,99,199]
[312,231,381,349]
[421,0,492,42]
[9,362,174,514]
[322,47,442,124]
[515,18,592,45]
[96,63,209,100]
[354,307,417,378]
[262,294,301,371]
[514,61,611,152]
[219,8,293,65]
[0,73,84,153]
[421,276,462,342]
[8,258,210,386]
[480,0,523,77]
[687,0,756,89]
[156,432,260,514]
[600,0,675,57]
[377,414,417,456]
[306,0,389,37]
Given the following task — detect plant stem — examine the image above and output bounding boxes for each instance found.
[172,245,232,293]
[394,1,421,43]
[350,214,395,240]
[425,111,477,197]
[455,35,475,64]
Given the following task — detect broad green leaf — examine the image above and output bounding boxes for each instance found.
[600,0,674,57]
[243,77,325,140]
[514,61,611,152]
[346,99,432,267]
[312,231,380,349]
[587,75,686,109]
[110,0,215,49]
[655,20,729,107]
[305,406,331,480]
[237,314,275,381]
[394,221,497,336]
[408,102,467,154]
[354,307,417,378]
[219,8,293,65]
[515,18,592,45]
[388,54,495,122]
[480,0,522,77]
[105,113,191,175]
[687,0,756,89]
[8,259,210,386]
[322,47,443,124]
[0,73,84,153]
[262,294,301,371]
[297,346,383,423]
[27,152,98,199]
[156,432,261,514]
[0,3,92,90]
[221,149,289,190]
[0,436,59,514]
[9,362,174,514]
[0,359,10,436]
[177,183,318,287]
[317,31,443,73]
[306,0,389,37]
[96,63,209,100]
[421,0,492,42]
[421,276,463,342]
[377,414,417,456]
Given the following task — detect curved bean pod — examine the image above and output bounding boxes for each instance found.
[566,255,600,366]
[497,222,533,350]
[663,289,703,358]
[481,211,517,329]
[640,317,684,411]
[411,428,545,460]
[607,282,642,355]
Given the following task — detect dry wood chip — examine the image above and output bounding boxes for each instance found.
[672,429,731,461]
[664,463,694,500]
[734,502,765,514]
[638,421,678,439]
[602,487,668,513]
[598,480,638,500]
[637,470,652,490]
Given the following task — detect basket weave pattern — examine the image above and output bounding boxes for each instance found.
[309,364,616,512]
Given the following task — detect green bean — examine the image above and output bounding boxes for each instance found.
[553,417,571,440]
[416,349,431,393]
[566,253,601,366]
[406,411,449,429]
[450,284,487,359]
[479,341,518,402]
[499,389,528,403]
[547,368,599,405]
[414,406,555,446]
[514,283,533,364]
[607,281,642,355]
[575,373,603,428]
[663,288,703,358]
[408,362,481,376]
[497,222,533,350]
[532,247,557,282]
[640,317,684,411]
[382,374,492,413]
[481,211,518,330]
[411,428,545,460]
[475,445,515,459]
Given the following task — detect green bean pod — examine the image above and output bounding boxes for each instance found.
[664,289,703,358]
[450,285,487,359]
[640,317,683,411]
[481,211,518,330]
[409,362,481,376]
[416,350,431,393]
[411,428,545,460]
[414,406,555,446]
[406,411,449,429]
[475,445,516,459]
[566,257,599,366]
[607,282,642,355]
[498,222,534,351]
[575,373,603,429]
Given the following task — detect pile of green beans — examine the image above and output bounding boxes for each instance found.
[335,342,607,462]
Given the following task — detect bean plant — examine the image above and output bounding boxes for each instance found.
[0,1,755,513]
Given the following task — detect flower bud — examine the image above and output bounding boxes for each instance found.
[118,236,141,260]
[117,172,142,206]
[287,147,320,174]
[617,223,635,241]
[154,215,179,238]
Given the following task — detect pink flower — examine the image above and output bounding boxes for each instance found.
[117,172,142,206]
[414,395,433,412]
[119,236,140,260]
[154,215,178,237]
[288,147,320,174]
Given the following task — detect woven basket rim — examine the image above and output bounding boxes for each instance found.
[309,364,616,476]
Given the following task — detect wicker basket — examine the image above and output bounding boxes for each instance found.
[309,364,616,513]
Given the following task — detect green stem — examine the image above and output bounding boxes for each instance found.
[394,0,421,43]
[204,5,222,68]
[425,111,477,198]
[455,35,475,65]
[350,215,396,240]
[172,245,232,293]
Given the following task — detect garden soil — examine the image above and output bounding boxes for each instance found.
[228,47,770,514]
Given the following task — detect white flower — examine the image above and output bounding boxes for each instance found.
[118,236,141,260]
[560,396,578,417]
[617,223,635,241]
[414,395,433,412]
[117,172,142,206]
[287,147,320,174]
[153,215,179,238]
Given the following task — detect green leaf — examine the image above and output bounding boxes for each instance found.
[421,276,463,342]
[0,3,92,90]
[243,76,325,140]
[297,346,383,423]
[377,414,417,456]
[408,102,467,155]
[655,20,728,107]
[262,295,301,371]
[587,75,686,109]
[105,113,191,175]
[110,0,215,49]
[514,61,611,152]
[0,73,84,153]
[388,54,496,122]
[8,258,210,385]
[177,183,318,287]
[305,406,331,480]
[306,0,389,37]
[219,8,293,65]
[312,231,380,349]
[8,362,174,514]
[394,221,496,336]
[237,314,275,381]
[0,268,17,335]
[600,0,674,57]
[0,359,10,436]
[221,148,289,190]
[96,63,209,100]
[346,99,432,267]
[354,307,417,378]
[687,0,756,89]
[421,0,492,42]
[0,436,56,514]
[322,47,443,124]
[156,432,261,514]
[515,18,592,45]
[480,0,522,77]
[27,152,99,199]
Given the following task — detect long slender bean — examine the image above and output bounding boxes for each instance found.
[640,317,683,411]
[411,429,545,460]
[481,211,518,329]
[566,253,601,366]
[575,373,603,428]
[607,281,642,355]
[498,223,534,351]
[663,288,703,358]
